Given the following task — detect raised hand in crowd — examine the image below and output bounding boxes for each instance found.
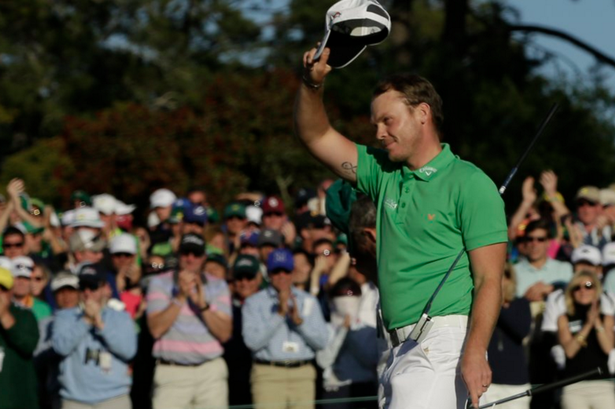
[83,296,104,329]
[309,254,329,296]
[176,269,197,304]
[508,176,538,240]
[539,170,570,218]
[277,287,290,316]
[281,220,297,247]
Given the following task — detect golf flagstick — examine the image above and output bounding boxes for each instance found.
[475,367,602,408]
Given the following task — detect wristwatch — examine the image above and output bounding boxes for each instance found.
[200,302,210,312]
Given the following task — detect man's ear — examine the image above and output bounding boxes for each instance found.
[363,227,376,244]
[416,102,431,125]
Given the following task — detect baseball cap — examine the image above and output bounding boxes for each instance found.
[602,242,615,266]
[179,233,205,256]
[71,190,92,207]
[206,253,228,269]
[267,248,294,272]
[92,194,117,216]
[70,207,105,228]
[262,196,285,215]
[576,186,600,204]
[0,257,14,272]
[109,233,137,255]
[571,245,602,266]
[69,230,107,253]
[115,200,136,216]
[600,189,615,207]
[295,188,317,208]
[183,204,208,226]
[0,267,14,290]
[257,229,283,248]
[11,256,34,278]
[233,255,260,279]
[78,264,107,290]
[246,205,263,226]
[314,0,391,69]
[240,230,260,247]
[51,272,80,292]
[224,203,247,219]
[61,209,76,226]
[150,189,177,209]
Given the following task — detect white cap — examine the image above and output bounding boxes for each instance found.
[0,256,14,271]
[602,242,615,266]
[93,194,118,215]
[61,209,76,226]
[600,189,615,207]
[150,189,176,209]
[246,205,263,225]
[69,230,106,252]
[109,233,137,255]
[571,245,602,266]
[49,211,61,227]
[314,0,391,69]
[51,272,79,292]
[115,200,136,216]
[11,256,34,278]
[70,207,105,228]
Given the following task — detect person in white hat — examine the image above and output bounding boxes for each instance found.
[10,255,52,322]
[295,5,507,406]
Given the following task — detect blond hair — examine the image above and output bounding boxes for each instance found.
[565,270,602,316]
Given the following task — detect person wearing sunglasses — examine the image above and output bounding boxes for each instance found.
[514,219,573,301]
[0,266,39,409]
[8,256,52,322]
[52,270,137,409]
[243,248,327,409]
[557,271,615,409]
[146,233,232,409]
[1,227,27,259]
[574,186,611,250]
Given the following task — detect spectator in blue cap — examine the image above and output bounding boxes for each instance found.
[242,248,327,409]
[181,203,208,236]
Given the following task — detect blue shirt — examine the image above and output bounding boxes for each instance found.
[242,287,328,362]
[514,258,573,297]
[52,307,137,404]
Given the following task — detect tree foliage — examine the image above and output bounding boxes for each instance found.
[0,0,614,214]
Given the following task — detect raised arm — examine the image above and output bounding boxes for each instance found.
[294,47,358,183]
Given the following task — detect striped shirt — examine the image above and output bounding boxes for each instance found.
[242,286,328,362]
[146,271,232,364]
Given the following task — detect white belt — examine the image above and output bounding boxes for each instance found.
[389,315,468,347]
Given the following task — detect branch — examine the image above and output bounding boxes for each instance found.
[508,24,615,69]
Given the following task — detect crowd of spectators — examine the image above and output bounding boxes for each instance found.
[0,169,615,409]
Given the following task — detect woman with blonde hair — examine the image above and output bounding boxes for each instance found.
[558,270,615,408]
[485,263,532,409]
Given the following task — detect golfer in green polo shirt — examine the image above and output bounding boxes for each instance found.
[295,48,507,409]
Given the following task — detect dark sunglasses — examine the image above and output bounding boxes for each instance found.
[572,281,595,292]
[269,268,292,276]
[264,212,284,217]
[524,236,547,243]
[234,273,257,281]
[3,242,24,249]
[112,252,134,258]
[186,220,206,227]
[32,276,45,282]
[180,250,204,257]
[577,199,598,207]
[0,285,8,292]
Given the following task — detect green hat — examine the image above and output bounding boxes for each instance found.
[70,190,92,207]
[206,207,220,224]
[22,221,44,235]
[325,179,357,235]
[233,255,260,278]
[206,253,228,269]
[224,203,246,219]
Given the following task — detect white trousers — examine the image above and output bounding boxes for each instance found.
[379,324,476,409]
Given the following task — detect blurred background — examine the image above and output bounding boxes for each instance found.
[0,0,614,219]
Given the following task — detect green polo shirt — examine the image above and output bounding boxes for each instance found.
[356,143,507,330]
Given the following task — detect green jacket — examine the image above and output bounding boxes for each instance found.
[0,303,39,409]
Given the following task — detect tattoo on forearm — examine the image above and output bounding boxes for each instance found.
[341,162,357,175]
